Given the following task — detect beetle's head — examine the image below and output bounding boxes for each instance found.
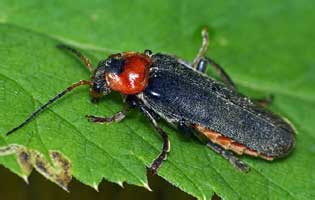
[90,50,152,99]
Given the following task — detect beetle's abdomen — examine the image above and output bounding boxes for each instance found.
[195,125,274,160]
[142,54,295,158]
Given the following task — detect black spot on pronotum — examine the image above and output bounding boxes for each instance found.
[105,58,125,74]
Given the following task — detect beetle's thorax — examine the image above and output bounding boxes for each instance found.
[106,52,152,94]
[91,52,152,97]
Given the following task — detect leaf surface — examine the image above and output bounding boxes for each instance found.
[0,1,314,199]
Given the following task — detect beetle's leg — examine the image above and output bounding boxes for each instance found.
[194,58,208,73]
[191,27,237,91]
[192,27,209,69]
[138,104,170,174]
[206,141,250,172]
[125,95,161,121]
[57,44,94,72]
[178,120,194,138]
[124,95,169,173]
[86,107,128,123]
[252,94,274,108]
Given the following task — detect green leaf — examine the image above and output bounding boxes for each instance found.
[0,0,314,199]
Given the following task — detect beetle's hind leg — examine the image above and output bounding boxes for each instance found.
[57,44,94,72]
[207,141,250,172]
[178,120,194,138]
[86,108,128,123]
[199,57,273,106]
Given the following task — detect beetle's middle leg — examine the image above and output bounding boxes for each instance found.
[206,141,250,172]
[192,27,209,69]
[138,103,170,174]
[86,108,128,123]
[192,28,237,91]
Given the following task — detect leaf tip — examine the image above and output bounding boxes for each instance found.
[141,181,152,192]
[92,182,99,192]
[117,181,124,188]
[22,175,29,184]
[61,185,70,193]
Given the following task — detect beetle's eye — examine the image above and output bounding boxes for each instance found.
[105,59,111,66]
[105,58,125,74]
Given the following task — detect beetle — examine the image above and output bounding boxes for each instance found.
[5,28,295,173]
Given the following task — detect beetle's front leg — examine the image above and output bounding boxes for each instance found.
[86,108,128,123]
[138,104,170,174]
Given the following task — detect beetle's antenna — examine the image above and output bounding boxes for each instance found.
[57,44,94,72]
[6,80,91,136]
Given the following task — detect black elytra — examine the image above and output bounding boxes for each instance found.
[141,54,295,158]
